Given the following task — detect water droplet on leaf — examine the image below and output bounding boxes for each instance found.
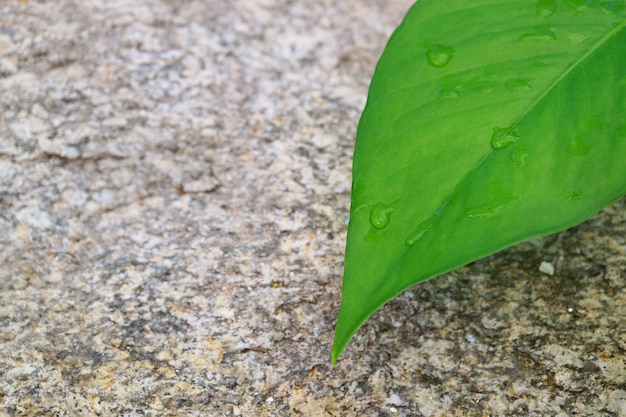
[505,78,532,92]
[491,125,519,150]
[519,26,557,42]
[437,85,460,99]
[369,203,394,229]
[426,44,455,68]
[464,185,516,219]
[509,145,529,167]
[466,206,498,219]
[536,0,557,16]
[565,32,591,45]
[405,219,433,247]
[559,188,583,201]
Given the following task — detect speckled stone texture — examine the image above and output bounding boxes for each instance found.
[1,1,625,416]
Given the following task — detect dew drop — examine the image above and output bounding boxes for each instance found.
[536,0,557,17]
[465,201,509,219]
[518,26,557,42]
[491,125,519,150]
[369,203,394,229]
[437,85,460,100]
[505,78,532,92]
[466,206,498,219]
[426,44,455,68]
[405,219,433,247]
[509,145,529,167]
[559,188,583,201]
[565,32,591,45]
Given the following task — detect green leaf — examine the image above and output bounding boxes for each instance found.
[333,0,626,364]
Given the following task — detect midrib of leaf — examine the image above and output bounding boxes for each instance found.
[417,19,626,234]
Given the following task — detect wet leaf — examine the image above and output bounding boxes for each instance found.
[333,0,626,364]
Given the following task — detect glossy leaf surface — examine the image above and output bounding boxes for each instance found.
[333,0,626,364]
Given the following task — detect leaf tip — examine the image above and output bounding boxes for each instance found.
[330,336,344,367]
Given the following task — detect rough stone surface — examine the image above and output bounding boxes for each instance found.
[1,1,625,416]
